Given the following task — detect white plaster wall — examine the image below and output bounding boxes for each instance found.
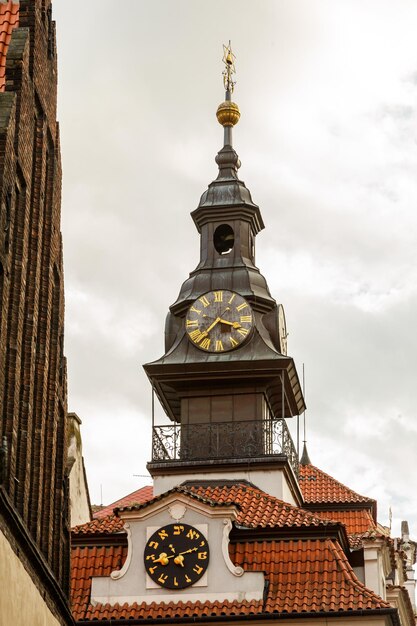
[363,545,386,600]
[68,439,91,527]
[91,499,264,605]
[153,467,297,505]
[67,413,91,527]
[0,531,61,626]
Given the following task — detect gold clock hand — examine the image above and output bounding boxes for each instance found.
[199,317,221,340]
[163,545,200,565]
[219,318,241,329]
[173,554,185,567]
[154,552,169,566]
[178,547,198,556]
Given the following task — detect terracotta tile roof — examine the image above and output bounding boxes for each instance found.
[186,483,338,529]
[71,545,128,620]
[71,482,393,622]
[72,514,125,536]
[81,598,262,621]
[312,509,376,535]
[71,538,391,621]
[232,539,392,614]
[73,483,341,538]
[299,463,374,505]
[94,485,153,519]
[116,484,238,515]
[348,529,388,551]
[0,2,19,92]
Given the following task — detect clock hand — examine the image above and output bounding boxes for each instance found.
[165,546,198,562]
[199,317,221,340]
[178,547,198,556]
[154,552,169,566]
[174,554,185,567]
[219,318,241,329]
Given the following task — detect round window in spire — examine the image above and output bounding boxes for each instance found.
[214,224,234,255]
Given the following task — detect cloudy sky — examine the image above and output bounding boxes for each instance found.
[53,1,417,538]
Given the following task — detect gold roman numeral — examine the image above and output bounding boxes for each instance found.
[214,291,223,302]
[186,319,198,328]
[190,306,201,314]
[189,329,204,342]
[236,302,248,312]
[200,337,211,350]
[228,293,236,304]
[199,295,210,307]
[215,340,224,352]
[230,337,238,348]
[240,315,252,323]
[237,327,249,337]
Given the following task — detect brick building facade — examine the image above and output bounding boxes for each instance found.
[0,1,72,623]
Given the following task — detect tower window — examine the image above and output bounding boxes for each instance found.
[214,224,234,255]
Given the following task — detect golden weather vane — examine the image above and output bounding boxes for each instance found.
[222,41,236,93]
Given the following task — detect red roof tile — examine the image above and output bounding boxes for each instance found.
[72,514,125,536]
[71,538,391,621]
[0,2,19,92]
[82,598,262,621]
[94,485,153,519]
[71,482,392,621]
[232,539,391,614]
[117,483,340,530]
[312,509,376,535]
[78,484,336,536]
[187,483,337,529]
[71,545,128,621]
[299,464,374,505]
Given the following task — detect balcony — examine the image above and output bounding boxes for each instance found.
[151,418,299,477]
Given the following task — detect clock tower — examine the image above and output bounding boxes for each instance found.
[144,44,305,504]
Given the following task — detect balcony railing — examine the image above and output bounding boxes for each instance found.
[151,418,299,477]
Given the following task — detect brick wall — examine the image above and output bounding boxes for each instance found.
[0,0,70,607]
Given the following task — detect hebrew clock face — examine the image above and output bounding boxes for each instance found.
[144,523,209,589]
[186,290,254,352]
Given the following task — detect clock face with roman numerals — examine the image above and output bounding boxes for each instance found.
[186,290,254,352]
[144,523,209,589]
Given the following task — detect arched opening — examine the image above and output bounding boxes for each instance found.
[213,224,234,255]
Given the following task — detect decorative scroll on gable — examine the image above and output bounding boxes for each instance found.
[90,491,264,606]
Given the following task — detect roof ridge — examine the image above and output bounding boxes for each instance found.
[188,483,341,529]
[327,539,391,607]
[115,484,242,514]
[94,485,153,518]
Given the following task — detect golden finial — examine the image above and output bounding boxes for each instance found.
[222,41,236,93]
[216,41,240,130]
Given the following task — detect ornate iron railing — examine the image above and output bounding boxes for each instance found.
[151,419,299,477]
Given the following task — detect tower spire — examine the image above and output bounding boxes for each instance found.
[215,42,241,179]
[216,41,240,149]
